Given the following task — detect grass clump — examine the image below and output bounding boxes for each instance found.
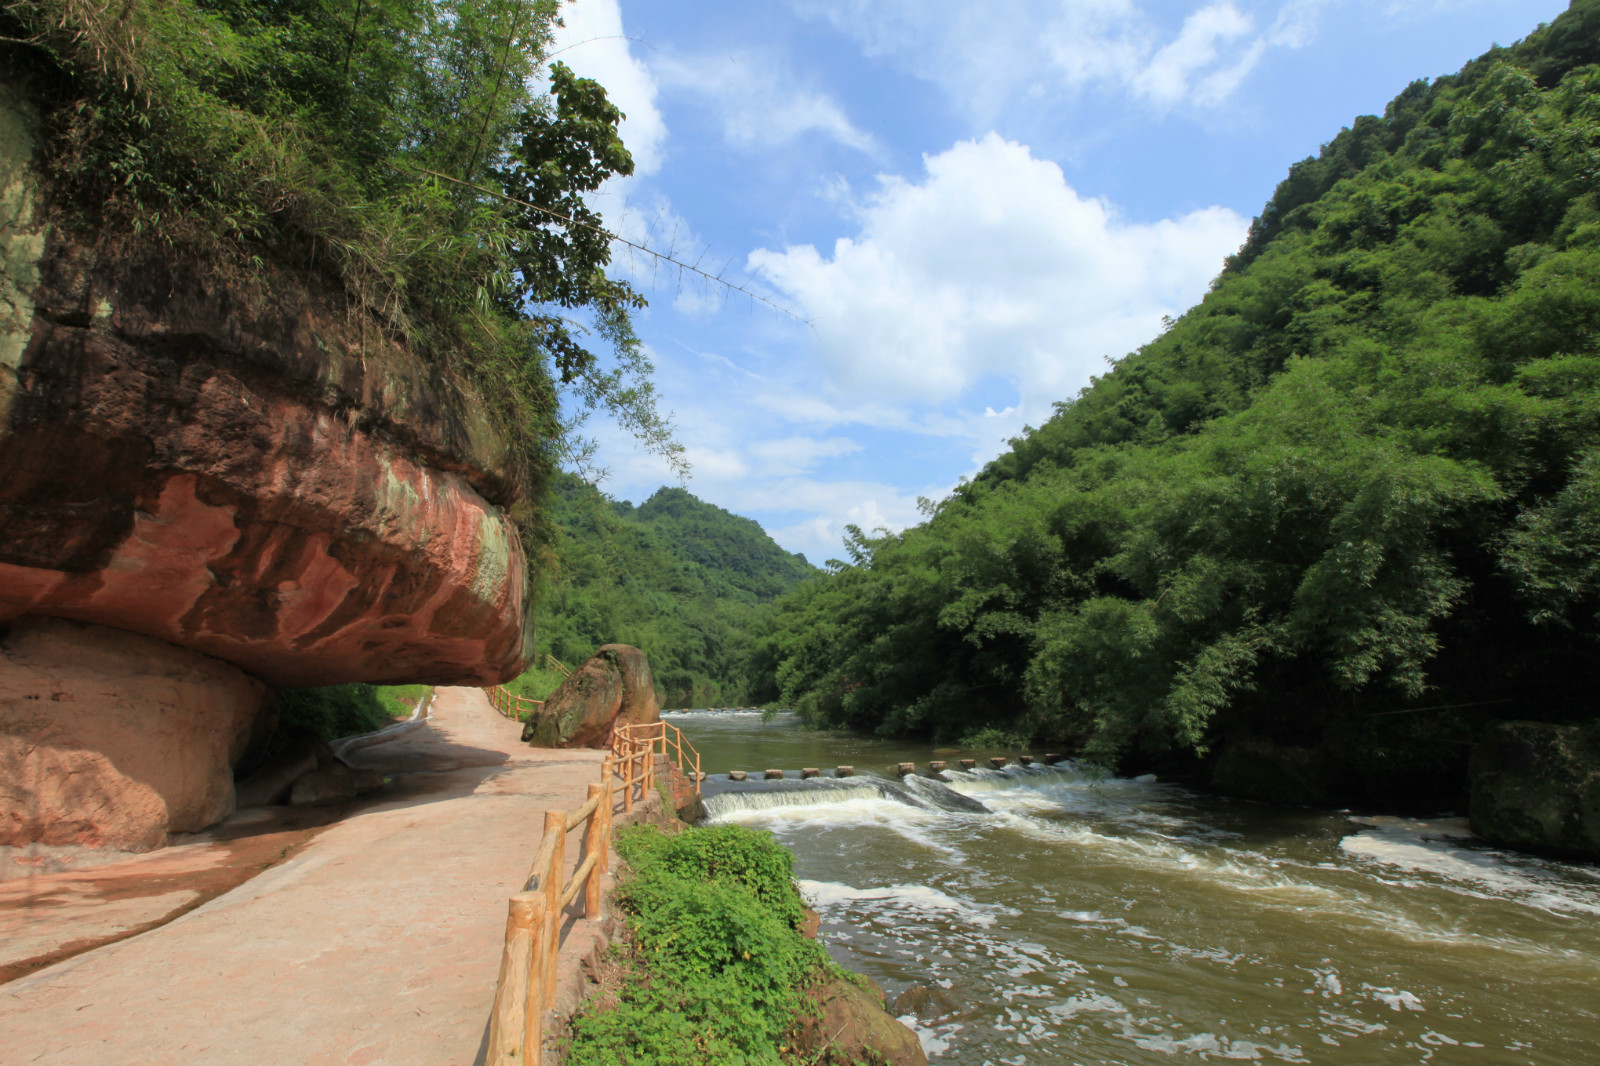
[505,664,568,703]
[564,823,828,1065]
[373,683,432,719]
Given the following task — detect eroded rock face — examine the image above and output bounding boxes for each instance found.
[0,84,538,849]
[0,617,275,850]
[522,644,660,748]
[0,88,534,689]
[1470,721,1600,859]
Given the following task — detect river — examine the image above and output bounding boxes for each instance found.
[665,710,1600,1066]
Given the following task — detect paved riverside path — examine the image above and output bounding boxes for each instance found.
[0,687,614,1066]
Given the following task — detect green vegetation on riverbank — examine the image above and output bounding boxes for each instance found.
[750,1,1600,806]
[564,823,828,1065]
[517,474,815,708]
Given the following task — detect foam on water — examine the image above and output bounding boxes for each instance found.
[679,712,1600,1063]
[710,792,963,855]
[1340,816,1600,917]
[702,784,889,818]
[799,879,1016,928]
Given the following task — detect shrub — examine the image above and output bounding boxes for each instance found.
[565,824,827,1065]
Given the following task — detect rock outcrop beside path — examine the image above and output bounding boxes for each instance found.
[523,644,660,748]
[0,84,534,850]
[0,618,275,850]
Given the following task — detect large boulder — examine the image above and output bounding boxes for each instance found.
[1210,736,1334,807]
[288,762,387,807]
[791,974,927,1066]
[1470,721,1600,858]
[521,645,659,748]
[0,617,276,850]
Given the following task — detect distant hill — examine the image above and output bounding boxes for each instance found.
[529,474,816,707]
[629,487,814,602]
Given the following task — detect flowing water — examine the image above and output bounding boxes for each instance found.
[665,710,1600,1065]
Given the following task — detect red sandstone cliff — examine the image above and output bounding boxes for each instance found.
[0,86,535,850]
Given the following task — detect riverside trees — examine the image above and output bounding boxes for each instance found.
[749,1,1600,803]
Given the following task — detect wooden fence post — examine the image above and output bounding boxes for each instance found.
[599,756,614,876]
[487,891,541,1065]
[523,891,547,1066]
[543,810,565,1009]
[583,783,604,919]
[623,746,635,813]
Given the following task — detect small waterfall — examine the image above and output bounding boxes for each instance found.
[703,783,891,818]
[704,775,995,820]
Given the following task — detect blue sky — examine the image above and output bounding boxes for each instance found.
[549,0,1567,567]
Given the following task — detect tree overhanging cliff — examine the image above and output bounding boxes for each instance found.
[750,0,1600,806]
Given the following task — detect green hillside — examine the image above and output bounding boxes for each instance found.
[518,475,815,708]
[750,0,1600,807]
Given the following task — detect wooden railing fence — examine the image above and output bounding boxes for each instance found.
[488,684,544,722]
[611,720,701,812]
[483,717,702,1065]
[485,757,611,1066]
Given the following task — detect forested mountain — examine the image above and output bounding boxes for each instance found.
[532,475,814,707]
[750,0,1600,806]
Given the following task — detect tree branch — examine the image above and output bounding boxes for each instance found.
[397,164,807,323]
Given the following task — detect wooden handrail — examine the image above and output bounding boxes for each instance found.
[610,719,702,811]
[487,756,615,1066]
[559,851,600,910]
[566,793,599,827]
[486,684,546,723]
[486,711,703,1064]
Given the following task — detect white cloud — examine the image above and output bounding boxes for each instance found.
[747,435,864,477]
[653,51,877,153]
[549,0,667,173]
[791,0,1326,115]
[747,133,1247,406]
[759,480,929,563]
[1134,4,1258,108]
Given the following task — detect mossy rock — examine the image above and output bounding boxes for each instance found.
[790,973,926,1066]
[1470,721,1600,859]
[521,644,658,748]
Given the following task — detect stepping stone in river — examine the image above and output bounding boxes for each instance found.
[896,762,915,777]
[989,756,1008,769]
[765,769,784,779]
[801,768,820,778]
[836,766,854,777]
[928,761,947,773]
[959,759,976,771]
[728,770,747,781]
[1019,755,1035,766]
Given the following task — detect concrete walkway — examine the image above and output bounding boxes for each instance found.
[0,687,626,1066]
